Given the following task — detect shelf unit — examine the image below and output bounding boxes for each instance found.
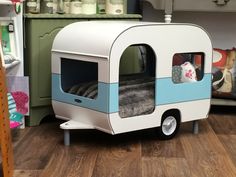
[24,13,142,19]
[144,0,236,12]
[0,0,15,5]
[144,0,236,23]
[143,0,236,106]
[0,1,24,76]
[0,1,26,128]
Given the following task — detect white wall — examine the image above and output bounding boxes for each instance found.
[141,2,236,49]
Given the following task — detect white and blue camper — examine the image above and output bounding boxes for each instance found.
[51,21,212,145]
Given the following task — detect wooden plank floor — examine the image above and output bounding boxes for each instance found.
[1,106,236,177]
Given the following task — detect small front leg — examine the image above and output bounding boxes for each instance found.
[64,129,70,146]
[192,120,199,134]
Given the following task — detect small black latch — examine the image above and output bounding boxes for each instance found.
[74,99,82,103]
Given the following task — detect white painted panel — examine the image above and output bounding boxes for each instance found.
[110,24,212,82]
[52,100,113,134]
[51,52,61,74]
[52,98,210,135]
[109,110,162,134]
[52,21,211,83]
[52,21,152,58]
[51,52,109,82]
[174,99,211,122]
[110,99,210,134]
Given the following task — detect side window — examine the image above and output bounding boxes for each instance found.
[61,58,98,100]
[172,53,204,84]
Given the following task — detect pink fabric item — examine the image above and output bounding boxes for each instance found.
[11,0,22,3]
[180,62,197,82]
[11,91,29,115]
[10,121,21,129]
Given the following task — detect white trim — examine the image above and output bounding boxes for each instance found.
[109,99,210,134]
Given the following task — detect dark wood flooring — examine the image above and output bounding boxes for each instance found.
[1,106,236,177]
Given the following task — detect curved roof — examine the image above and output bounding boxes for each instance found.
[52,21,161,58]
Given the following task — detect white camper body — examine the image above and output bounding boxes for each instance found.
[51,21,212,145]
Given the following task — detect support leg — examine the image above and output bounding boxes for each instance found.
[64,129,70,146]
[192,120,199,134]
[164,0,173,23]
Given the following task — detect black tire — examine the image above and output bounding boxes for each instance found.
[157,112,180,140]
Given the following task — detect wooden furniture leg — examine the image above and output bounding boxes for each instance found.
[0,50,14,177]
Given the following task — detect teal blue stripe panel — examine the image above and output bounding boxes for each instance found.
[52,74,119,113]
[109,83,119,113]
[156,73,212,105]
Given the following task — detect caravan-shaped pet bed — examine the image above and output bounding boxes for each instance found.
[51,21,212,145]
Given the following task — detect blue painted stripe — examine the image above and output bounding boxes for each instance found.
[52,74,119,113]
[109,83,119,113]
[156,73,211,105]
[52,73,212,113]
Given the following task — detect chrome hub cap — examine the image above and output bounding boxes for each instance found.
[162,116,177,136]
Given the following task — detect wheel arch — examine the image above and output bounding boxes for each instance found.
[161,109,181,123]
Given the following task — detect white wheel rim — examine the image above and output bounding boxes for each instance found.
[162,116,177,136]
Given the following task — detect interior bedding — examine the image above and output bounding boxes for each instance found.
[68,75,155,118]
